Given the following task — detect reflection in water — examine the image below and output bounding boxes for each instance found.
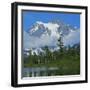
[22,67,59,77]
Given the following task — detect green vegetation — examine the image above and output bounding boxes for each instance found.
[23,35,80,75]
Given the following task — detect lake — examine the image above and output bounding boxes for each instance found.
[22,67,60,77]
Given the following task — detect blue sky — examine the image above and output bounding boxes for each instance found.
[22,11,80,31]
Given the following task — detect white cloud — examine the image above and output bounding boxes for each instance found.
[63,29,80,46]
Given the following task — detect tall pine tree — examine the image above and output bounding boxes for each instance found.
[57,33,64,57]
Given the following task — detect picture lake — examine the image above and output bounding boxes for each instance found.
[22,67,60,77]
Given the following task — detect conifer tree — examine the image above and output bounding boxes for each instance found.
[57,33,64,54]
[42,46,51,63]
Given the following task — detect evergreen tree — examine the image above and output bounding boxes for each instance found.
[42,46,51,63]
[57,33,64,57]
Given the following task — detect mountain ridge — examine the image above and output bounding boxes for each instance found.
[23,20,80,55]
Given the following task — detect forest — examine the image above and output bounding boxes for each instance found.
[23,34,80,76]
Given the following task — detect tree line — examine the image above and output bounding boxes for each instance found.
[23,34,80,67]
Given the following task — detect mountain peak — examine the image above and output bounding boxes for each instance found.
[23,20,80,51]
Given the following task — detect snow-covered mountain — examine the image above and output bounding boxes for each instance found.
[23,20,80,55]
